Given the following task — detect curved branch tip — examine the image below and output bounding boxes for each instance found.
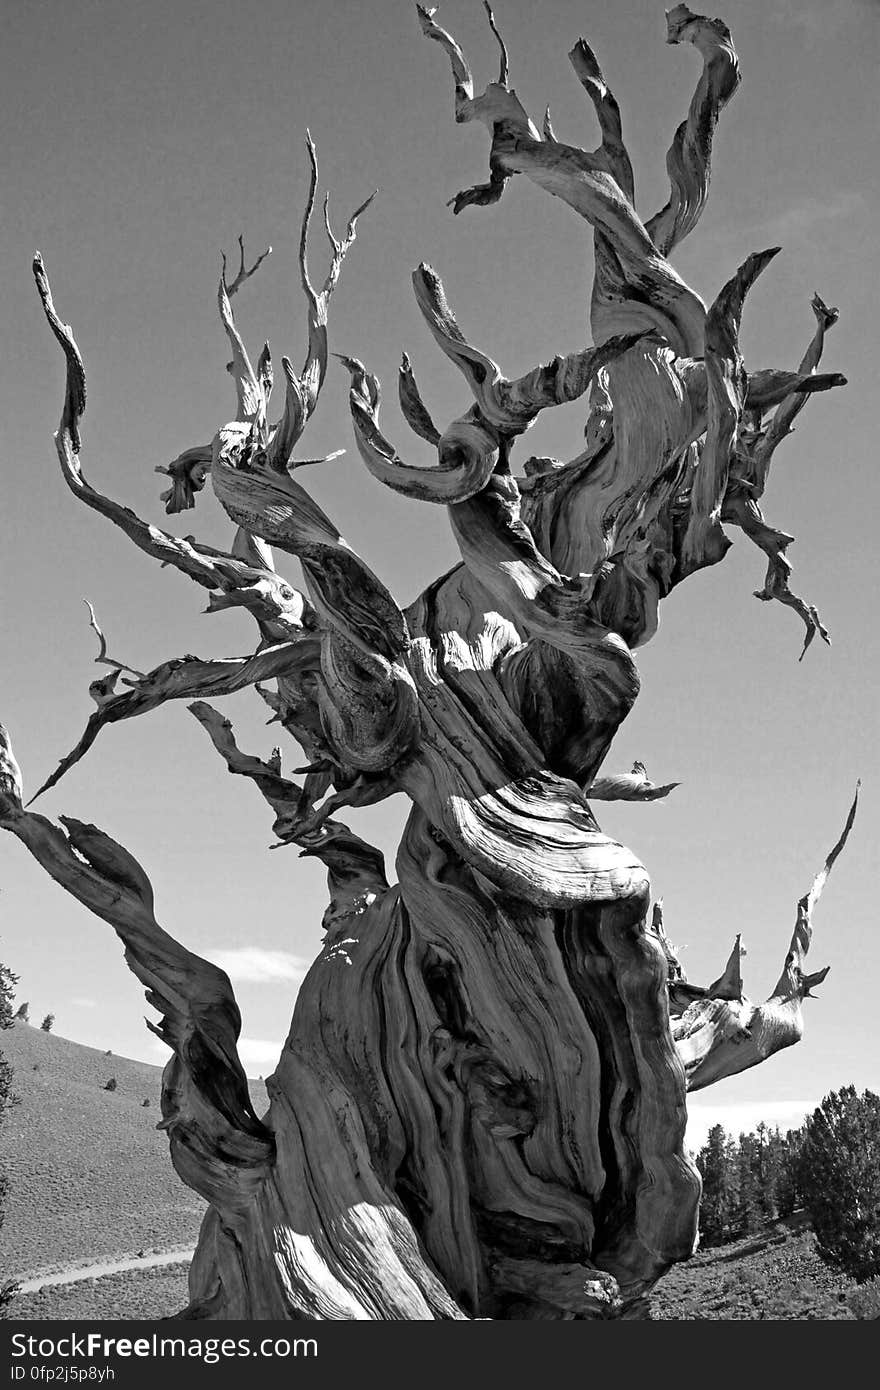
[482,1,510,86]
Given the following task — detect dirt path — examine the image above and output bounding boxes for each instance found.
[16,1247,194,1292]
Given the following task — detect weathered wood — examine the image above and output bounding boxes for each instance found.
[2,7,857,1319]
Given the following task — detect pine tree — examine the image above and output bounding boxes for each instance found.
[752,1121,778,1222]
[40,1014,54,1033]
[734,1133,762,1237]
[797,1087,880,1281]
[0,954,16,1031]
[696,1124,737,1246]
[775,1128,804,1217]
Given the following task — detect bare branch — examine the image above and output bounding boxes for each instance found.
[674,787,859,1090]
[340,353,499,504]
[298,130,321,306]
[720,294,844,655]
[319,186,377,302]
[0,722,273,1207]
[745,369,846,412]
[751,293,841,485]
[217,271,263,424]
[296,133,375,408]
[83,599,145,679]
[568,39,634,200]
[586,763,680,802]
[722,494,831,659]
[398,352,441,446]
[418,9,706,353]
[411,262,646,437]
[265,134,373,471]
[29,640,314,803]
[417,3,536,214]
[416,4,475,109]
[645,5,741,256]
[707,934,744,1001]
[189,703,388,924]
[681,247,779,571]
[210,420,411,661]
[221,235,272,298]
[267,357,308,471]
[256,341,274,414]
[772,782,860,999]
[482,1,509,86]
[32,252,86,452]
[33,254,312,644]
[154,443,213,515]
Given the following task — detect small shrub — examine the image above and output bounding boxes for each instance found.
[0,1281,20,1319]
[40,1014,55,1032]
[798,1087,880,1282]
[1,955,17,1030]
[13,1003,29,1023]
[142,1098,151,1107]
[103,1077,117,1092]
[849,1276,880,1320]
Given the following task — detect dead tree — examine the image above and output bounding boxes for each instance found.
[0,5,858,1318]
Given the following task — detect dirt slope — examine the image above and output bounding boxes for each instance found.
[0,1022,208,1280]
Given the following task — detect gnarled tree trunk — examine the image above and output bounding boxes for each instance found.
[0,5,857,1319]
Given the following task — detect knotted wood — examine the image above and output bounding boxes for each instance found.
[2,6,856,1319]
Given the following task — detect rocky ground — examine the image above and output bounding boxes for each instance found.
[651,1224,862,1319]
[8,1225,877,1320]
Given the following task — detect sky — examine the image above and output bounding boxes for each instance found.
[0,0,877,1150]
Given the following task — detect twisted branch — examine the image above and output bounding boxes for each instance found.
[33,254,311,643]
[29,640,315,804]
[0,724,272,1210]
[645,5,741,256]
[669,786,860,1090]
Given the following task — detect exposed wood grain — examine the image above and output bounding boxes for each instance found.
[4,6,856,1319]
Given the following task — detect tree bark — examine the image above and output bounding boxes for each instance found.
[1,5,856,1319]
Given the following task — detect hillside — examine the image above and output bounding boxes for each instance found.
[9,1223,873,1320]
[651,1223,861,1319]
[1,1022,265,1282]
[1,1023,874,1320]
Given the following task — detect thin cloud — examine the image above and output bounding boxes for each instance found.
[745,190,864,247]
[237,1037,284,1076]
[768,0,868,41]
[203,947,310,987]
[685,1098,818,1151]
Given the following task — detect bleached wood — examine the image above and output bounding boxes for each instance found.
[2,7,857,1320]
[668,787,859,1090]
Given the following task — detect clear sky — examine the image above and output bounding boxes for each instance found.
[1,0,877,1148]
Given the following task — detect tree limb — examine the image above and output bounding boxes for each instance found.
[671,786,859,1090]
[270,132,375,467]
[0,723,273,1210]
[645,5,741,256]
[189,703,388,930]
[29,641,315,803]
[568,38,634,200]
[681,247,780,572]
[33,254,312,644]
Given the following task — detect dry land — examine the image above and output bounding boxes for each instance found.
[0,1021,264,1283]
[1,1022,873,1320]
